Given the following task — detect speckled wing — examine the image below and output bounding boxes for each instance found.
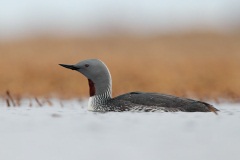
[113,92,218,113]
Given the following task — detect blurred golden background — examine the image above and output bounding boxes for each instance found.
[1,33,240,100]
[0,1,240,101]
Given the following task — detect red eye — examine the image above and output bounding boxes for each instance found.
[85,64,89,67]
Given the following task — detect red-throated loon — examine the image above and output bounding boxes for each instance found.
[59,59,218,113]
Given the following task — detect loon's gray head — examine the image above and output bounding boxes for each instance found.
[59,59,112,97]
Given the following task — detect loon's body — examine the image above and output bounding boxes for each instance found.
[59,59,218,113]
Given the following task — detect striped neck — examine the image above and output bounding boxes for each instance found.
[87,60,112,97]
[88,87,112,111]
[86,60,113,111]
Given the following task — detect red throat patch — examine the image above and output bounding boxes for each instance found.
[88,79,95,97]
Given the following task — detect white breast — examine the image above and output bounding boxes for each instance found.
[87,97,94,111]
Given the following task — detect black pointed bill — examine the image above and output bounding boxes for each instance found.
[59,64,79,70]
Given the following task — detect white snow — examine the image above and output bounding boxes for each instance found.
[0,99,240,160]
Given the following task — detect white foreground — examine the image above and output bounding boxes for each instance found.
[0,99,240,160]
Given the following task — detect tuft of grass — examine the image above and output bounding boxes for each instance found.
[5,98,10,107]
[44,99,53,106]
[6,90,16,106]
[34,97,42,107]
